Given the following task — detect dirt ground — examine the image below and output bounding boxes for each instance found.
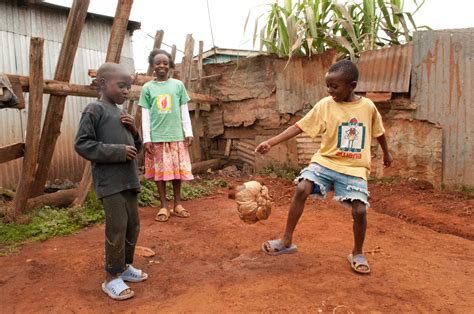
[1,176,473,313]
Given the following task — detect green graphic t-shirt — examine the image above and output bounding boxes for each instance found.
[138,79,191,142]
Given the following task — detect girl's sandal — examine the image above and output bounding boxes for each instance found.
[155,207,170,222]
[172,205,190,218]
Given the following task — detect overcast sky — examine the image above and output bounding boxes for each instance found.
[47,0,473,72]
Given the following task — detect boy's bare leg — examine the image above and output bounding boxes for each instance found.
[155,181,168,208]
[172,180,181,207]
[279,180,314,248]
[351,200,367,269]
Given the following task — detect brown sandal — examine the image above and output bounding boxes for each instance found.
[171,205,190,218]
[155,207,170,222]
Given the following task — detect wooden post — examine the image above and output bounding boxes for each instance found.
[180,35,200,162]
[197,41,204,90]
[171,45,177,62]
[190,41,204,163]
[13,37,44,213]
[181,34,194,89]
[106,0,134,63]
[71,163,92,206]
[73,0,133,206]
[31,0,90,197]
[146,30,164,76]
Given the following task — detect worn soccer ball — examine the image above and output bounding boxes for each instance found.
[231,181,272,224]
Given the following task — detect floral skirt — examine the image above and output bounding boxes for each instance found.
[145,142,194,181]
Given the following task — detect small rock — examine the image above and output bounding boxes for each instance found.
[26,259,33,263]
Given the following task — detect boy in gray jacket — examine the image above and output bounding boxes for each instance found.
[75,62,147,300]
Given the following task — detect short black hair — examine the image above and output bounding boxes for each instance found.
[328,60,359,83]
[148,49,175,69]
[97,62,129,80]
[96,62,130,92]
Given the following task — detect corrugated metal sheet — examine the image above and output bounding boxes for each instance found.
[235,139,255,167]
[356,43,412,93]
[275,49,336,114]
[412,28,474,186]
[203,55,240,65]
[0,1,135,189]
[207,108,224,138]
[296,134,321,166]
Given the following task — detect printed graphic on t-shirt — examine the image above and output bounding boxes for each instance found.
[336,117,366,159]
[156,94,172,113]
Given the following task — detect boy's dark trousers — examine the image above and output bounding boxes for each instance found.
[101,189,140,275]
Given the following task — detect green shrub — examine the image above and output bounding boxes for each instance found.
[260,164,299,181]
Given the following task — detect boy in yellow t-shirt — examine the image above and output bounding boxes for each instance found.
[255,60,392,274]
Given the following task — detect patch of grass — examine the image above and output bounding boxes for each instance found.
[260,164,299,181]
[0,192,104,255]
[454,184,474,196]
[368,176,400,185]
[138,178,228,207]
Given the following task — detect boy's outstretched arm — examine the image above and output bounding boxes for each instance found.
[376,134,393,167]
[255,125,302,155]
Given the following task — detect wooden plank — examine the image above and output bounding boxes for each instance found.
[0,143,25,163]
[32,0,90,197]
[7,74,220,105]
[192,159,226,174]
[26,188,79,211]
[106,0,133,63]
[7,75,25,109]
[14,37,44,213]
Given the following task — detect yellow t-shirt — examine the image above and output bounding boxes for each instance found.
[296,96,385,180]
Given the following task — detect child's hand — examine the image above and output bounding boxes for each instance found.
[121,113,138,137]
[145,142,153,155]
[185,136,193,147]
[383,152,393,167]
[125,145,137,160]
[255,141,272,155]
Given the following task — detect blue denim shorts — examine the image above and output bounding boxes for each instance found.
[295,163,369,207]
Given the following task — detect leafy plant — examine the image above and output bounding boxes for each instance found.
[246,0,428,60]
[138,180,160,207]
[139,179,228,207]
[260,164,300,181]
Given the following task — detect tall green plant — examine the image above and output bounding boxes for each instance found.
[245,0,427,60]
